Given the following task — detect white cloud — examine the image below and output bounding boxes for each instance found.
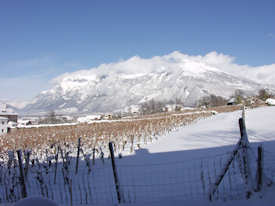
[53,51,275,86]
[2,51,275,102]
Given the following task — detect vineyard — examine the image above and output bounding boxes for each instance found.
[1,105,274,206]
[0,110,218,205]
[0,110,216,159]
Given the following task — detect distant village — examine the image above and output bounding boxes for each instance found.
[1,92,275,136]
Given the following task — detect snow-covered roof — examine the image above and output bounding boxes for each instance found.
[123,105,140,113]
[266,98,275,106]
[227,97,236,103]
[8,121,17,128]
[0,111,18,116]
[77,114,102,123]
[18,119,32,124]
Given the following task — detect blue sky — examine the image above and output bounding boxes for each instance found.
[0,0,274,101]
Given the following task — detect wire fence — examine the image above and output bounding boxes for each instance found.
[116,149,257,203]
[26,165,116,205]
[0,111,275,205]
[0,158,118,205]
[261,148,275,183]
[0,141,273,205]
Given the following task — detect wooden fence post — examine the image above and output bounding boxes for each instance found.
[17,150,27,198]
[256,146,263,192]
[238,117,253,199]
[54,146,59,184]
[75,137,81,175]
[109,142,122,204]
[24,150,31,179]
[92,148,95,165]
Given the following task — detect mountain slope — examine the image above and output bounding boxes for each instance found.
[22,52,272,114]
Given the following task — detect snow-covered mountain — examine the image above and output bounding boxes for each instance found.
[22,52,273,114]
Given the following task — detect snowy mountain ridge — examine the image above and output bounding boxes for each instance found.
[22,51,274,114]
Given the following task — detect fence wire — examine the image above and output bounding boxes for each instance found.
[116,150,255,203]
[0,143,273,205]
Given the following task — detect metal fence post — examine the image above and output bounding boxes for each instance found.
[109,142,122,204]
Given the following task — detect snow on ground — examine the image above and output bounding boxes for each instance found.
[116,106,275,182]
[7,106,275,206]
[8,192,274,206]
[141,106,275,153]
[13,197,58,206]
[119,188,275,206]
[115,106,275,205]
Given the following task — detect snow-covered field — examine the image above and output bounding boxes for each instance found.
[115,106,275,205]
[143,106,275,153]
[3,106,275,206]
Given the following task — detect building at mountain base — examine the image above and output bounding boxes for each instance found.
[0,103,18,123]
[0,117,8,135]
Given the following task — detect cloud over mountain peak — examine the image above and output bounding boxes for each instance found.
[22,51,275,114]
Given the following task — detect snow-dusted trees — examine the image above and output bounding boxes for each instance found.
[140,99,165,115]
[38,111,65,124]
[199,95,227,108]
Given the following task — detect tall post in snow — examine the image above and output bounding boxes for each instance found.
[17,150,27,198]
[75,137,81,175]
[109,142,122,204]
[256,146,263,192]
[238,117,253,199]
